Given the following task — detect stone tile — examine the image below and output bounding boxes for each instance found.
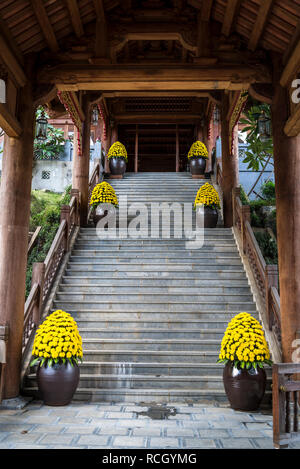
[199,429,230,439]
[22,415,59,425]
[182,420,210,429]
[56,417,90,425]
[166,427,195,437]
[1,432,44,444]
[231,429,266,438]
[245,422,272,430]
[30,425,65,434]
[99,427,129,436]
[105,412,135,419]
[210,420,244,429]
[220,438,255,449]
[183,438,216,448]
[77,435,110,446]
[63,425,99,434]
[112,436,146,447]
[149,437,180,448]
[39,433,76,446]
[0,423,34,432]
[253,438,274,449]
[133,427,162,436]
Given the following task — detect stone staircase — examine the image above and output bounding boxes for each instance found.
[24,172,271,404]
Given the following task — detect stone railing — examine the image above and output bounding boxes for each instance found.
[0,324,9,403]
[273,363,300,449]
[232,187,281,352]
[22,189,80,358]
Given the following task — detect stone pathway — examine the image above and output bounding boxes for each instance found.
[0,400,298,449]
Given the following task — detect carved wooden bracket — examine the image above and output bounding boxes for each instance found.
[227,90,248,154]
[57,91,85,154]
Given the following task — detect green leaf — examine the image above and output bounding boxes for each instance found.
[241,361,245,369]
[246,362,251,369]
[30,357,41,367]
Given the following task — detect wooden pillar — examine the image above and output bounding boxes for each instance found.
[111,124,118,144]
[272,62,300,362]
[221,93,239,227]
[0,75,35,399]
[176,124,180,172]
[72,95,91,226]
[135,124,139,173]
[104,125,111,173]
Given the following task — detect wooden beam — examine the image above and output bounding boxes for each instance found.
[38,64,271,91]
[0,16,23,66]
[30,0,59,53]
[0,33,26,87]
[0,103,22,137]
[221,0,241,37]
[248,83,273,104]
[201,0,213,22]
[93,0,105,21]
[248,0,273,51]
[65,0,84,38]
[281,37,300,87]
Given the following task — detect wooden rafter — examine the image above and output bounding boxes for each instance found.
[30,0,59,53]
[65,0,84,38]
[0,33,26,87]
[248,0,273,51]
[201,0,214,22]
[280,37,300,87]
[221,0,241,37]
[93,0,105,21]
[0,103,22,137]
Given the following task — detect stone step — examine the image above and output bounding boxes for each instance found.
[56,292,253,302]
[77,349,221,363]
[58,310,257,320]
[77,327,226,339]
[71,319,242,330]
[64,270,247,279]
[62,277,250,287]
[59,285,252,295]
[67,259,243,267]
[81,338,223,352]
[27,373,272,391]
[71,248,240,256]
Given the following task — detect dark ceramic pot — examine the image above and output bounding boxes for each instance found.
[196,206,218,228]
[109,157,126,176]
[189,156,207,178]
[223,362,266,411]
[37,361,80,406]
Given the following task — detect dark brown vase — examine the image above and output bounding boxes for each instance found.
[109,157,126,177]
[37,361,80,406]
[223,362,266,411]
[189,156,207,178]
[93,206,108,227]
[196,206,218,228]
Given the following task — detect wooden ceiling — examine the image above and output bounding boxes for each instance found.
[0,0,299,62]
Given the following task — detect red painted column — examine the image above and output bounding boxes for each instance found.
[221,93,239,227]
[0,77,35,399]
[272,64,300,362]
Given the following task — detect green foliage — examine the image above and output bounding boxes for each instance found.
[239,185,250,205]
[254,231,278,265]
[26,186,71,297]
[261,180,276,200]
[34,107,66,160]
[240,103,273,171]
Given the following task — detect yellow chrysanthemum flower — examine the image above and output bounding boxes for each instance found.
[107,141,128,162]
[187,141,209,160]
[194,183,221,209]
[89,181,118,209]
[218,313,272,370]
[31,310,83,368]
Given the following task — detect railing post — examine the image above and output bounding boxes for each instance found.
[71,189,80,226]
[265,264,279,330]
[232,187,240,228]
[241,205,251,254]
[31,262,45,327]
[60,204,71,251]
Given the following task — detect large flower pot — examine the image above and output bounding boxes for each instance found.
[109,157,126,179]
[223,362,266,411]
[189,156,207,179]
[37,361,80,406]
[196,206,218,228]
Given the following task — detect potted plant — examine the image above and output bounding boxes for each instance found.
[89,181,118,227]
[194,182,220,228]
[30,310,83,406]
[187,140,209,178]
[218,312,272,411]
[107,141,128,179]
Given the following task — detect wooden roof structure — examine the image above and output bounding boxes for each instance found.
[0,1,299,135]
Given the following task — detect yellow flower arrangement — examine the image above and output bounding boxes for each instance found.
[89,181,118,209]
[194,183,220,210]
[107,141,128,162]
[218,312,272,370]
[187,141,209,160]
[30,310,83,367]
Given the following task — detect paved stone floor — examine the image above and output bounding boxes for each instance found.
[0,400,298,449]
